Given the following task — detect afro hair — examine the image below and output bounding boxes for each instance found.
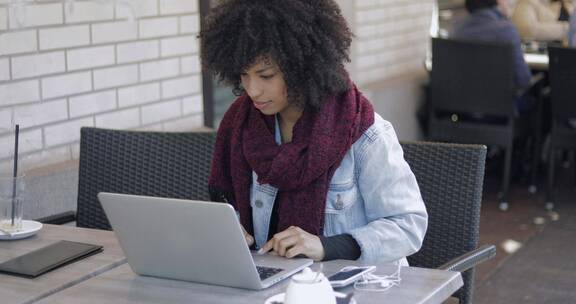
[199,0,353,109]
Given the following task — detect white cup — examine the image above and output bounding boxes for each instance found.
[284,267,336,304]
[0,176,25,233]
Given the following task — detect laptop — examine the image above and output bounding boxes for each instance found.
[98,192,312,290]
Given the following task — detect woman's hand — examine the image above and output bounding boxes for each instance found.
[241,225,254,246]
[258,226,325,261]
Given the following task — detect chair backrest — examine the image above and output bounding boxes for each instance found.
[76,127,216,230]
[402,141,487,304]
[548,46,576,123]
[430,37,516,117]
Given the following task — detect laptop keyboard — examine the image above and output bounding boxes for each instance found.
[256,266,284,280]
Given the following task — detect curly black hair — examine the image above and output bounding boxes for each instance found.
[199,0,353,109]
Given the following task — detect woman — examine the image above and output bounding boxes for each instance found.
[511,0,571,41]
[202,0,427,264]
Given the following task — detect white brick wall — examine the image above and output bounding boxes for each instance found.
[0,108,12,130]
[141,98,181,124]
[18,129,43,154]
[42,71,92,99]
[139,16,179,38]
[162,75,200,99]
[9,3,63,29]
[93,64,138,89]
[180,15,199,34]
[346,0,434,86]
[183,94,203,115]
[160,0,198,15]
[0,0,430,171]
[67,45,116,70]
[0,30,37,55]
[0,58,11,81]
[0,129,43,158]
[44,117,94,147]
[116,0,158,19]
[17,146,72,171]
[65,1,114,23]
[95,107,140,129]
[0,8,7,31]
[117,40,159,64]
[69,90,117,117]
[140,58,180,82]
[14,99,68,128]
[92,21,138,44]
[39,25,90,50]
[161,35,198,56]
[0,0,203,171]
[181,55,200,74]
[12,51,66,79]
[118,83,160,107]
[0,80,40,105]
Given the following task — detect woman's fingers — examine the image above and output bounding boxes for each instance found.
[258,226,324,261]
[240,225,254,246]
[258,226,297,254]
[275,235,300,256]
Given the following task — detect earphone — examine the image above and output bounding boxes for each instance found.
[340,262,402,292]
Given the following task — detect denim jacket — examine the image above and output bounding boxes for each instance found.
[249,113,428,264]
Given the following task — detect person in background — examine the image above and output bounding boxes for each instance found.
[550,0,573,21]
[569,7,576,46]
[512,0,571,41]
[451,0,532,111]
[201,0,427,264]
[450,0,541,182]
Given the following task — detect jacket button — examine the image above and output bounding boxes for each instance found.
[255,200,263,208]
[334,194,344,210]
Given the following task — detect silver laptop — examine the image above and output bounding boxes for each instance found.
[98,192,312,290]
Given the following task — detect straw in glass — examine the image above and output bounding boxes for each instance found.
[11,124,19,226]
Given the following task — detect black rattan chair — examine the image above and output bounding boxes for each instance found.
[72,127,216,230]
[428,38,520,211]
[402,141,495,304]
[545,47,576,210]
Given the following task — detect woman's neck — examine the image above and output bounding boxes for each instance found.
[278,105,303,144]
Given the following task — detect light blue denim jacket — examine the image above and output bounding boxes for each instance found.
[250,113,428,264]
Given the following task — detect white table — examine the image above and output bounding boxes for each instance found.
[0,224,126,304]
[37,260,463,304]
[1,224,464,304]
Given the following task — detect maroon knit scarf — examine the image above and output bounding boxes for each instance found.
[208,84,374,236]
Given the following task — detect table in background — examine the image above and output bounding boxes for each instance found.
[425,52,549,72]
[524,53,549,71]
[37,260,462,304]
[0,224,126,304]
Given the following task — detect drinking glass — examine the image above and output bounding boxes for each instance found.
[0,176,25,233]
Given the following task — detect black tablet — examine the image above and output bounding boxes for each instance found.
[0,240,103,278]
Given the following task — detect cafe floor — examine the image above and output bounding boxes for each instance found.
[472,160,576,303]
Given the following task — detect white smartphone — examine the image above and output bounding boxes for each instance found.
[327,266,376,288]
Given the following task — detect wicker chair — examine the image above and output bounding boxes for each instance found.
[402,141,494,304]
[72,127,216,230]
[428,38,520,211]
[545,47,576,210]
